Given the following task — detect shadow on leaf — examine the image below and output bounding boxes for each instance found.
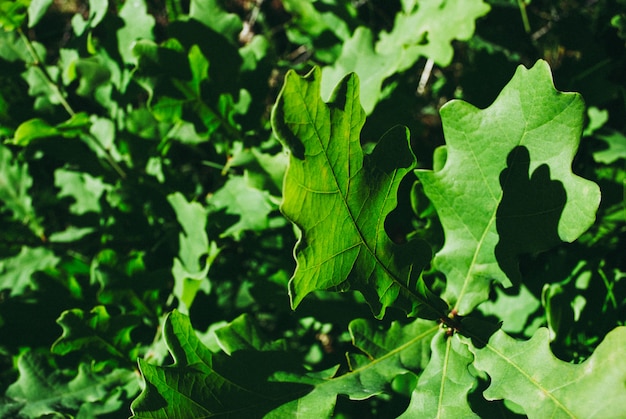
[495,146,566,283]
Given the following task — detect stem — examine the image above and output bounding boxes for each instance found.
[17,28,127,179]
[517,0,531,34]
[18,28,75,116]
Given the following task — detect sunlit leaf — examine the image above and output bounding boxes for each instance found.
[418,60,601,314]
[0,246,59,297]
[272,67,447,319]
[469,327,626,418]
[399,332,478,418]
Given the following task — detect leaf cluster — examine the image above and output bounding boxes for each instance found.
[0,0,625,418]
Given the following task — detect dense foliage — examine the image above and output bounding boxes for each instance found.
[1,0,625,417]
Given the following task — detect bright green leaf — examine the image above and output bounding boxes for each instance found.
[118,0,154,64]
[27,0,53,28]
[469,327,626,418]
[594,130,626,164]
[321,0,490,113]
[418,60,601,314]
[0,0,29,31]
[132,311,438,418]
[0,246,59,296]
[399,332,478,418]
[272,67,447,319]
[378,0,491,69]
[209,174,276,239]
[321,27,399,114]
[55,168,110,215]
[168,192,218,311]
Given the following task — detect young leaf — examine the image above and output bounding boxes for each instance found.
[418,60,601,314]
[168,192,218,312]
[271,67,446,319]
[399,332,478,418]
[468,327,626,418]
[1,351,135,418]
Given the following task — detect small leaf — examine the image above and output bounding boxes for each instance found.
[209,174,277,239]
[272,67,447,319]
[51,305,141,363]
[0,246,59,297]
[27,0,53,28]
[0,144,43,236]
[189,0,242,43]
[168,192,218,311]
[118,0,155,64]
[469,327,626,418]
[418,60,600,314]
[54,168,111,215]
[594,130,626,164]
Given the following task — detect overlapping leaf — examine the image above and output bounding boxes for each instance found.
[418,60,601,314]
[399,331,477,418]
[469,327,626,418]
[132,310,438,418]
[321,0,490,113]
[0,351,135,418]
[272,67,446,319]
[51,305,141,364]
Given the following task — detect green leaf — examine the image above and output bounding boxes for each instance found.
[27,0,53,28]
[469,327,626,418]
[118,0,154,64]
[209,174,277,239]
[0,0,28,31]
[132,311,438,418]
[272,67,446,319]
[417,60,601,314]
[379,0,491,68]
[0,246,59,296]
[0,144,43,236]
[12,112,90,146]
[51,305,141,363]
[321,0,490,113]
[55,168,111,215]
[270,318,438,417]
[168,192,218,311]
[477,284,541,335]
[130,310,312,419]
[1,351,135,418]
[594,130,626,164]
[399,333,478,418]
[189,0,242,43]
[321,27,399,114]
